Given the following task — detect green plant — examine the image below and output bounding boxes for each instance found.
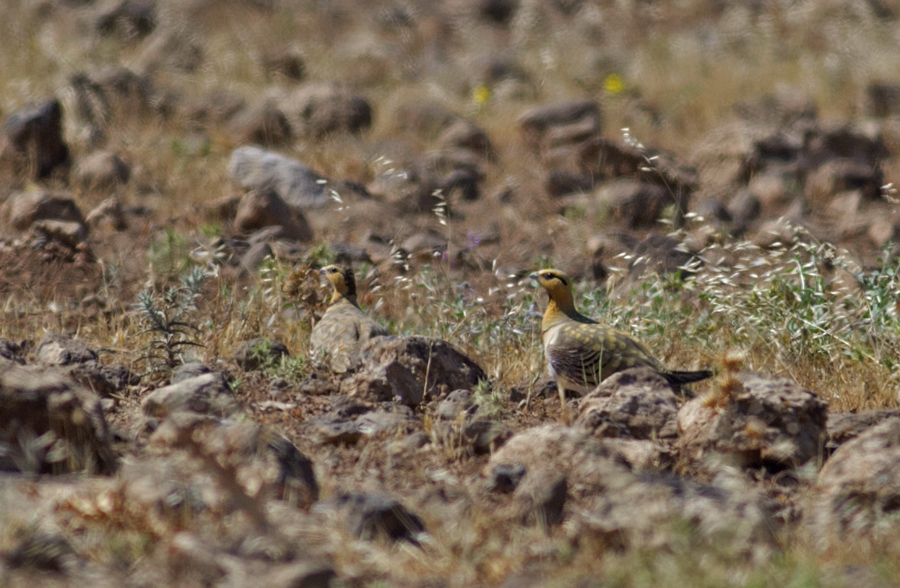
[135,267,208,376]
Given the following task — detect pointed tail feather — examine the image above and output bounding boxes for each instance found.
[663,369,713,387]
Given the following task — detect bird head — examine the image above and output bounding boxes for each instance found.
[530,269,576,313]
[320,265,357,302]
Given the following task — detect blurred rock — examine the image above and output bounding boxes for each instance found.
[866,81,900,118]
[334,493,425,543]
[826,409,900,455]
[0,338,25,366]
[0,363,117,474]
[596,179,673,229]
[142,373,240,422]
[228,146,331,210]
[391,100,460,138]
[437,389,474,420]
[518,99,601,152]
[228,99,292,147]
[813,417,900,538]
[261,47,306,81]
[135,27,204,73]
[804,158,883,203]
[576,368,679,440]
[234,186,314,242]
[0,99,70,180]
[277,82,372,138]
[514,472,567,528]
[94,0,156,39]
[677,372,828,471]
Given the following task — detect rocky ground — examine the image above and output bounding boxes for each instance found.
[3,0,900,586]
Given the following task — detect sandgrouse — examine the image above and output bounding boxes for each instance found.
[310,265,389,373]
[532,269,711,421]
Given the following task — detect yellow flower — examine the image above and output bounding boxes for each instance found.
[473,84,491,105]
[604,73,624,95]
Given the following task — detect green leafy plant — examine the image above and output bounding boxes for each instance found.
[135,268,208,376]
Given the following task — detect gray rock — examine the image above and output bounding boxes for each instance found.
[142,373,240,421]
[488,424,632,497]
[35,331,98,366]
[576,367,679,440]
[258,560,337,588]
[30,220,89,249]
[0,98,70,179]
[95,0,156,39]
[677,371,828,471]
[826,409,900,454]
[437,389,474,420]
[0,364,117,474]
[343,336,487,405]
[228,146,331,210]
[0,338,25,366]
[813,417,900,538]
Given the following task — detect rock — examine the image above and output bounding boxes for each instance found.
[513,472,567,528]
[35,331,98,365]
[813,417,900,538]
[6,189,84,231]
[437,389,474,420]
[142,373,240,422]
[260,48,306,82]
[0,98,70,179]
[800,123,889,171]
[233,186,314,242]
[95,0,157,39]
[166,532,226,586]
[3,531,78,573]
[240,241,274,275]
[277,82,373,138]
[461,419,511,453]
[228,146,331,210]
[804,158,883,203]
[576,368,679,440]
[259,560,337,588]
[866,82,900,117]
[228,99,293,147]
[356,408,416,436]
[85,196,128,230]
[30,220,89,250]
[134,28,204,73]
[334,493,425,543]
[339,358,424,408]
[74,150,131,192]
[0,338,25,366]
[341,336,487,406]
[616,234,700,295]
[172,362,215,383]
[438,119,496,161]
[311,417,364,445]
[677,372,828,471]
[577,471,777,558]
[518,99,601,152]
[0,364,117,474]
[545,170,595,197]
[605,438,674,472]
[596,179,675,229]
[61,361,137,399]
[475,0,519,25]
[826,409,900,455]
[67,67,160,141]
[151,419,318,509]
[487,424,632,496]
[233,338,289,371]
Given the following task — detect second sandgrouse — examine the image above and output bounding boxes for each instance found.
[310,265,389,373]
[532,269,711,420]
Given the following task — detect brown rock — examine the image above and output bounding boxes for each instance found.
[228,100,292,147]
[813,417,900,538]
[0,99,70,180]
[0,363,117,474]
[277,82,372,138]
[677,372,828,471]
[234,187,314,243]
[826,409,900,454]
[576,367,679,440]
[518,99,601,152]
[597,179,673,229]
[142,373,240,422]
